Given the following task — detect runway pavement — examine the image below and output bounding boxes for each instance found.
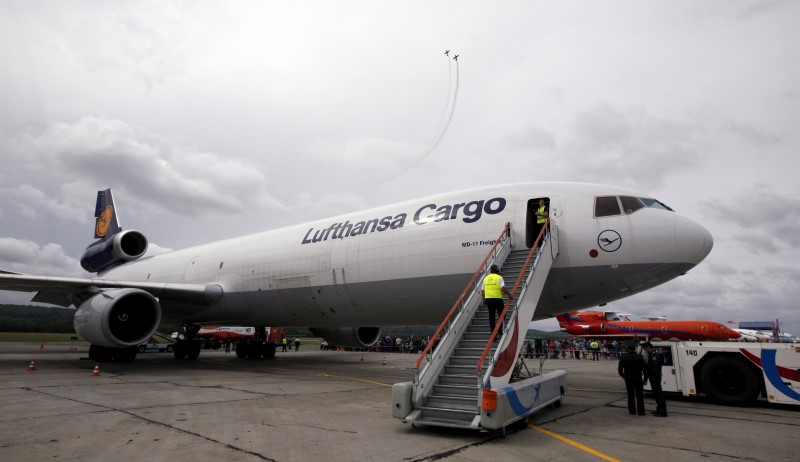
[0,342,796,461]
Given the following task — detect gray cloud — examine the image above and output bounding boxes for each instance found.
[0,237,84,277]
[0,1,798,335]
[1,117,285,220]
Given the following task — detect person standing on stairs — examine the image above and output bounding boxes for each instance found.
[482,264,512,341]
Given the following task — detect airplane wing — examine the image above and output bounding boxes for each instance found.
[0,272,222,307]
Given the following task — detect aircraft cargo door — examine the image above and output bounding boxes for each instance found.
[526,197,551,248]
[275,275,319,323]
[320,238,351,317]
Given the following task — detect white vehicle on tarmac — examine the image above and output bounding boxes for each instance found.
[644,340,800,406]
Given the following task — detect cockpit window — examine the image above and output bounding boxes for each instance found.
[639,198,674,211]
[595,196,621,217]
[620,196,645,214]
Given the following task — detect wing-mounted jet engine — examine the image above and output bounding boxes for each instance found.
[310,327,382,349]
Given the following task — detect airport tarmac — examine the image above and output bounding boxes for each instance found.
[0,342,795,462]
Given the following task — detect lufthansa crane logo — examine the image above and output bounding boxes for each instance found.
[597,230,622,252]
[95,205,114,237]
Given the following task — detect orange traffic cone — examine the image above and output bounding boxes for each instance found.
[91,363,101,377]
[381,356,387,366]
[360,353,365,362]
[27,359,36,371]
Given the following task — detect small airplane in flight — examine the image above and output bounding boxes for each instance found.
[453,54,459,61]
[556,311,742,341]
[444,50,449,56]
[0,182,713,362]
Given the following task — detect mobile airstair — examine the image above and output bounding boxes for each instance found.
[392,222,566,431]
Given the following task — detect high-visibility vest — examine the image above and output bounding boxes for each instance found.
[483,273,503,299]
[537,205,548,224]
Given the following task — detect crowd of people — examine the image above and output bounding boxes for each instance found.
[317,335,645,360]
[521,338,633,360]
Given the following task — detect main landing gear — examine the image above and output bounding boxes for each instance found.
[173,324,202,360]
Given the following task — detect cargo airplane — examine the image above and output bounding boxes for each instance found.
[557,310,742,341]
[0,182,713,361]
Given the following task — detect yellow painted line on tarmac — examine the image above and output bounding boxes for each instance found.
[271,367,393,387]
[529,424,621,462]
[569,386,626,394]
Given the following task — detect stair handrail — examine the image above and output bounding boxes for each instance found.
[475,219,550,375]
[413,222,512,372]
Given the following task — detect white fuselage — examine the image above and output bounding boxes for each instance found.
[102,182,713,328]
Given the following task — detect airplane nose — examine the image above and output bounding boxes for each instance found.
[674,215,714,264]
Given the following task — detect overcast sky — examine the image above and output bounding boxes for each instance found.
[1,1,798,335]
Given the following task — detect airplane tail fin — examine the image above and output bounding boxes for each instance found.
[80,189,148,273]
[93,189,122,239]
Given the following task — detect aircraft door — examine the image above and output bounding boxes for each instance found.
[319,239,351,315]
[526,197,551,248]
[659,345,680,392]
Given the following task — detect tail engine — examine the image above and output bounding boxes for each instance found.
[80,230,148,273]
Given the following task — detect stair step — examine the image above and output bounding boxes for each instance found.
[433,383,479,397]
[438,374,477,386]
[454,347,493,356]
[419,406,479,422]
[445,364,487,375]
[426,395,478,411]
[448,355,482,366]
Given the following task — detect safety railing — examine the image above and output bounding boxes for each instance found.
[475,220,551,378]
[413,222,512,381]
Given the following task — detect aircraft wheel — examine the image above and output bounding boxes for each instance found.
[699,355,760,405]
[173,342,188,360]
[186,342,202,360]
[137,345,146,353]
[166,345,174,353]
[235,341,249,358]
[263,342,277,359]
[114,347,138,362]
[89,344,106,362]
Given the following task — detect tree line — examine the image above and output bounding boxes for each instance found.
[0,305,76,333]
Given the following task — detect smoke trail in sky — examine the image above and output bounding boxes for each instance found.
[388,53,460,183]
[422,54,454,157]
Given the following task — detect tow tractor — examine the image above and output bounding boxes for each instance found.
[644,340,800,406]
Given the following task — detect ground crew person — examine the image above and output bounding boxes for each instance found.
[618,341,646,415]
[530,198,548,248]
[481,265,512,340]
[282,337,287,352]
[643,342,668,417]
[590,339,600,360]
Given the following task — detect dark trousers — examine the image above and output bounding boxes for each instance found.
[486,298,504,335]
[650,376,667,414]
[624,377,645,415]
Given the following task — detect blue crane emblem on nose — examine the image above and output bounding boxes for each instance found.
[598,230,622,252]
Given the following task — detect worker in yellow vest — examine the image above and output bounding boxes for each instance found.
[534,198,548,246]
[482,264,512,340]
[590,340,600,361]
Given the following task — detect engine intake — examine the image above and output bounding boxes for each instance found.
[74,288,161,348]
[80,230,148,273]
[309,327,382,348]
